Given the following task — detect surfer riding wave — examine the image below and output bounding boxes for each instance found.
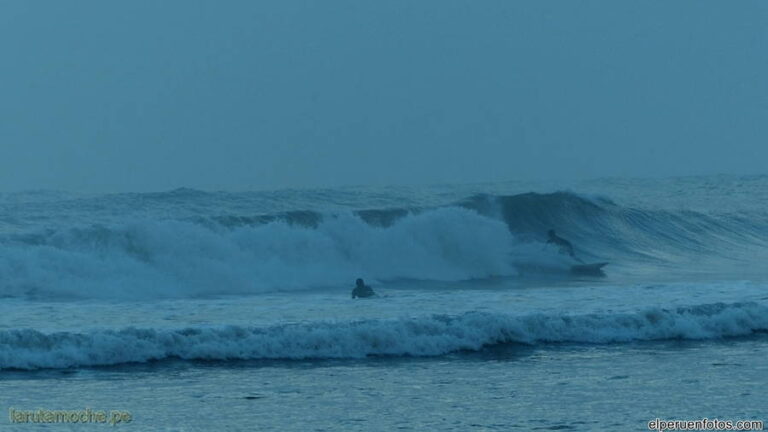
[547,229,584,263]
[546,229,609,276]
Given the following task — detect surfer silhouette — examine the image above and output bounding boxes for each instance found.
[352,278,375,299]
[547,229,583,262]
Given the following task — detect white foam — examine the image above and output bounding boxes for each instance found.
[1,302,765,370]
[0,208,518,299]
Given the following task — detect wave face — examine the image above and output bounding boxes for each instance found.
[2,178,768,299]
[1,302,765,370]
[463,192,768,265]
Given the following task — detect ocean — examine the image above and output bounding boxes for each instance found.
[1,174,767,431]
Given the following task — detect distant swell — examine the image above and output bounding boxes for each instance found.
[2,302,766,370]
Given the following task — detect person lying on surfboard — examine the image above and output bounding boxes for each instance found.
[547,229,583,263]
[352,278,375,299]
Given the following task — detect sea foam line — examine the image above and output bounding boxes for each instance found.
[1,302,766,370]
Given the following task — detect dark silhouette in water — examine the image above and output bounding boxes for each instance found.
[352,278,375,299]
[547,229,583,262]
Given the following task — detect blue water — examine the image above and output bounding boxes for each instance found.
[1,175,768,430]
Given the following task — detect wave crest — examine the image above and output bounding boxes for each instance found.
[2,302,765,370]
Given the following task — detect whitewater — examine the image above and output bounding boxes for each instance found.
[2,175,768,431]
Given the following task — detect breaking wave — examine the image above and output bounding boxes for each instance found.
[0,207,517,299]
[2,302,766,370]
[1,189,767,299]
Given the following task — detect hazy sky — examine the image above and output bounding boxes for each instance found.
[1,1,766,192]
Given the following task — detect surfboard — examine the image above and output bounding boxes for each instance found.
[570,262,608,276]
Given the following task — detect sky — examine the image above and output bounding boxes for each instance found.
[1,0,766,193]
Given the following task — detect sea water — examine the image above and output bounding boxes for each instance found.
[1,175,767,431]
